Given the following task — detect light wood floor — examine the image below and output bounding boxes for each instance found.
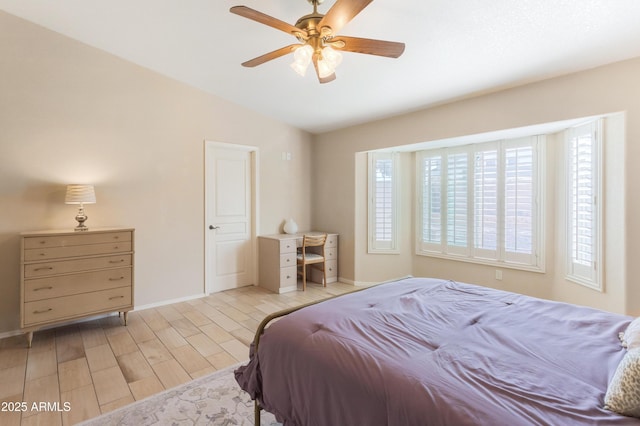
[0,281,356,425]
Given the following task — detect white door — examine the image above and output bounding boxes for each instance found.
[205,142,255,293]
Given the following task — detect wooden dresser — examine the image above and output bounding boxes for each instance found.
[20,228,134,347]
[258,232,338,293]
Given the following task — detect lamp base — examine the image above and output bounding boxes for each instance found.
[74,208,89,231]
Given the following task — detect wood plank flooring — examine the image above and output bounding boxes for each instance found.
[0,282,356,425]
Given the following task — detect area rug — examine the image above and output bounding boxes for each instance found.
[79,363,281,426]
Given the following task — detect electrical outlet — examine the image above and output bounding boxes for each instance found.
[495,270,503,280]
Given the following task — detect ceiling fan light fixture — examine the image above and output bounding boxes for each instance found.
[317,58,334,79]
[317,46,342,78]
[321,45,342,68]
[290,44,314,76]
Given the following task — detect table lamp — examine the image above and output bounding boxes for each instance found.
[65,184,96,231]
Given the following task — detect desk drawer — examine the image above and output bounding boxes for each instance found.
[23,286,132,327]
[325,247,337,260]
[279,240,297,254]
[24,241,132,261]
[325,260,338,277]
[311,260,338,283]
[23,231,131,249]
[281,266,297,287]
[326,235,338,248]
[24,267,132,302]
[24,254,132,278]
[280,253,296,268]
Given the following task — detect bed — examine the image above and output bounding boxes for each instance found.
[235,277,640,425]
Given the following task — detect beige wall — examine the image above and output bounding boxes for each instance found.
[314,57,640,315]
[0,12,313,334]
[2,10,639,338]
[551,114,627,312]
[351,152,414,285]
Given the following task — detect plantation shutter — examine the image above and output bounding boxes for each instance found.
[446,151,469,256]
[503,139,536,265]
[567,121,600,287]
[368,152,398,253]
[473,146,499,259]
[420,153,443,251]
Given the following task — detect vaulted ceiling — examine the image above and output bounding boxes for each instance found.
[2,0,640,133]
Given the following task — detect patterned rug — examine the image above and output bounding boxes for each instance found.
[79,363,281,426]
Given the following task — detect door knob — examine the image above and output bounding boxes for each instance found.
[209,225,220,230]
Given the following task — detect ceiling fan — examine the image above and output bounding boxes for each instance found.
[230,0,405,83]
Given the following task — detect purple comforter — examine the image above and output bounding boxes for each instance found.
[236,277,639,425]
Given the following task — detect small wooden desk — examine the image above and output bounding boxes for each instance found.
[258,232,338,293]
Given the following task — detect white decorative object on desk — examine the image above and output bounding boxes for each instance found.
[283,218,298,234]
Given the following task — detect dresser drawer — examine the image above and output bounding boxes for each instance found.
[23,286,132,327]
[24,254,132,278]
[23,231,132,249]
[24,241,132,261]
[24,267,132,302]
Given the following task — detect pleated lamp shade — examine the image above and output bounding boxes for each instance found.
[65,185,96,205]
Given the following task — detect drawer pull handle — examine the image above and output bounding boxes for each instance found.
[109,277,125,281]
[286,275,291,279]
[113,246,119,249]
[109,295,125,300]
[109,259,124,264]
[34,266,53,271]
[33,286,53,291]
[39,241,46,245]
[33,308,52,314]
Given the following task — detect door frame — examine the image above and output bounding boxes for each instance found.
[204,140,260,294]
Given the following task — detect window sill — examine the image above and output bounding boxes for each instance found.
[415,250,545,274]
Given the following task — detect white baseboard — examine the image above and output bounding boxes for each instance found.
[338,277,378,286]
[276,285,298,294]
[133,292,206,312]
[339,275,412,287]
[0,329,29,340]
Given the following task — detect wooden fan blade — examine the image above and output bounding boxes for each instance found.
[317,0,373,36]
[312,54,337,84]
[330,36,405,58]
[230,6,305,37]
[241,44,299,67]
